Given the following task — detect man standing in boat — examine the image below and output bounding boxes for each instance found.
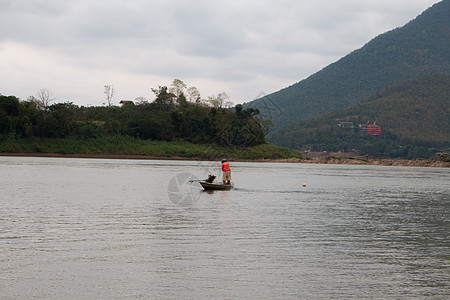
[221,159,231,185]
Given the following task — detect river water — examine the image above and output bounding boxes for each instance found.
[0,156,448,299]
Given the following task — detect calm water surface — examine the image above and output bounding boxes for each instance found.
[0,156,449,299]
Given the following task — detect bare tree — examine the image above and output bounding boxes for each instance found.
[207,92,234,108]
[36,88,54,109]
[104,85,115,107]
[135,96,148,105]
[218,92,233,108]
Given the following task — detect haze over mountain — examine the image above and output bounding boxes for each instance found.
[245,0,450,138]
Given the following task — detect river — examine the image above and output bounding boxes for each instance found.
[0,156,448,299]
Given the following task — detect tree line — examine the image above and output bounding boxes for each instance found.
[0,81,271,148]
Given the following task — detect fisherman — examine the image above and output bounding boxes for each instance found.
[221,159,231,185]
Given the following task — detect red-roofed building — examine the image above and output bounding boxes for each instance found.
[119,100,134,104]
[360,124,381,135]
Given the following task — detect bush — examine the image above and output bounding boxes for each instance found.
[76,123,102,139]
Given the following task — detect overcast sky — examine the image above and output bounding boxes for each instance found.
[0,0,441,106]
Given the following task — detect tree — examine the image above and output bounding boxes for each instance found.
[169,78,187,97]
[36,89,54,110]
[207,95,221,108]
[48,102,80,136]
[186,86,201,103]
[207,92,233,108]
[151,85,168,97]
[104,85,115,107]
[134,96,148,105]
[218,92,230,108]
[0,95,20,135]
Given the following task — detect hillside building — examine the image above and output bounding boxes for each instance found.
[359,124,381,135]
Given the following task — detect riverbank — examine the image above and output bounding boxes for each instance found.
[270,151,449,168]
[268,157,449,168]
[2,137,449,167]
[1,152,448,168]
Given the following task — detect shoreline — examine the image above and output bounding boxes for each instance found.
[0,152,448,168]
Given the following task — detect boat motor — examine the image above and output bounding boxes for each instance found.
[205,174,216,183]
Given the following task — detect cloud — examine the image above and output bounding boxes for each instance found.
[0,0,441,105]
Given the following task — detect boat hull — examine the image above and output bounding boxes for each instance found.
[199,181,234,191]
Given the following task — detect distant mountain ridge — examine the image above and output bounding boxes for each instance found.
[270,74,450,158]
[245,0,450,137]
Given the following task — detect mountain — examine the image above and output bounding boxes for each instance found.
[245,0,450,137]
[269,74,450,158]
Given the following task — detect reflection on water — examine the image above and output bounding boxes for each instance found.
[0,157,449,299]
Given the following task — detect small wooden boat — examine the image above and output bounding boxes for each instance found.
[199,181,234,191]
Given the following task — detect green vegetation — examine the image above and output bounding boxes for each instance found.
[271,75,450,159]
[0,85,302,160]
[0,136,302,160]
[0,96,266,145]
[245,0,449,135]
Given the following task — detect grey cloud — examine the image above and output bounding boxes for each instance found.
[0,0,441,105]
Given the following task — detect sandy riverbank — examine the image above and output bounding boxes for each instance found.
[265,157,449,168]
[1,152,448,168]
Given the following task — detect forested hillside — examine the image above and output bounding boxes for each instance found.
[270,75,450,158]
[245,0,450,136]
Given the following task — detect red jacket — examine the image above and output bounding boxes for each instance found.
[221,161,231,172]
